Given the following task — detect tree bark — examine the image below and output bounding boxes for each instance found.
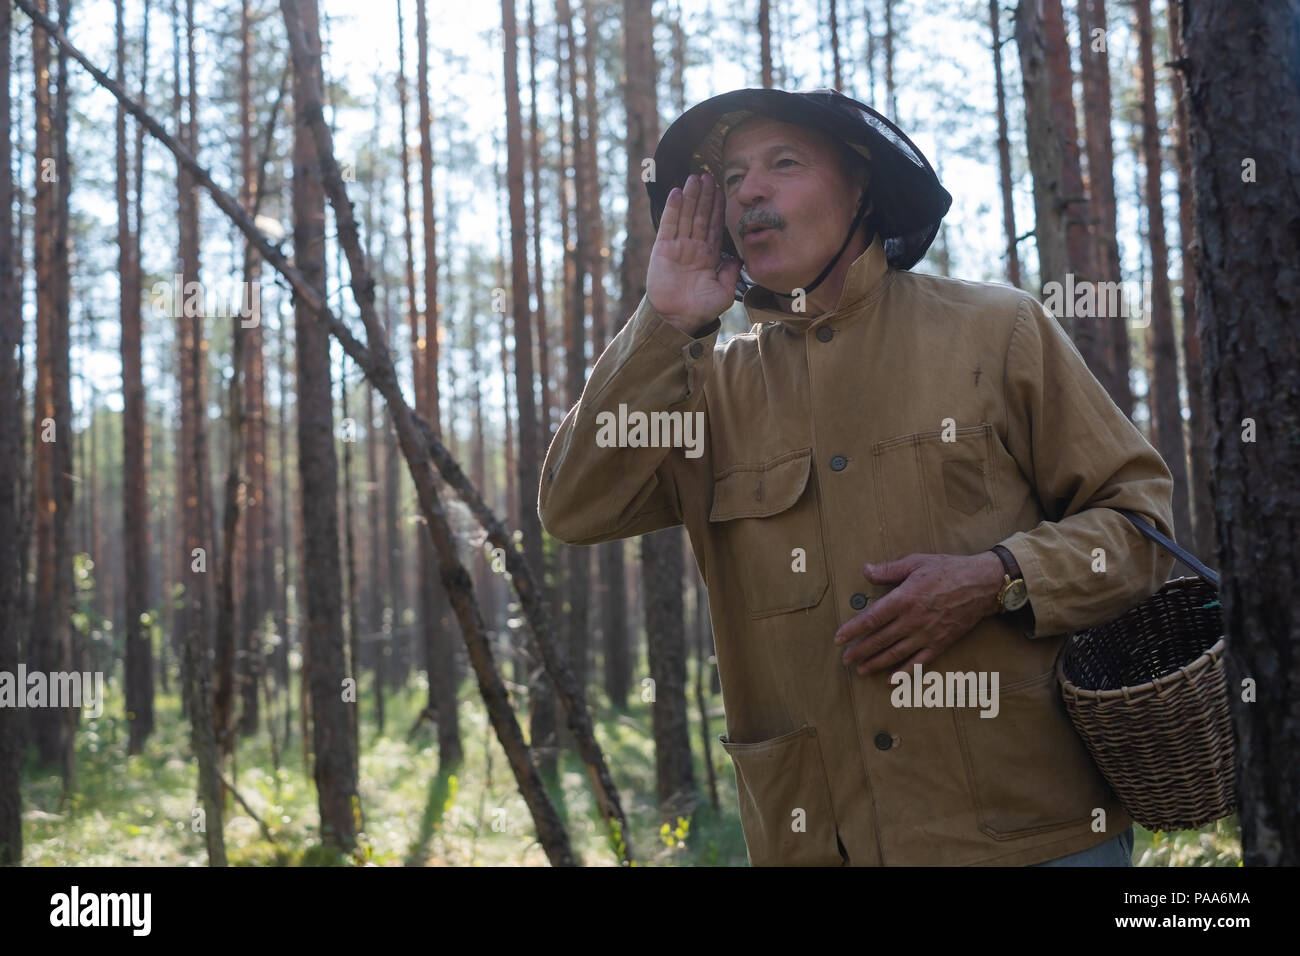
[989,0,1021,289]
[30,0,74,774]
[1076,0,1131,414]
[119,0,154,756]
[415,0,462,767]
[828,0,842,89]
[1015,0,1101,388]
[176,0,225,864]
[281,0,360,854]
[505,0,554,781]
[622,0,696,823]
[1166,0,1212,557]
[1134,0,1193,548]
[758,0,772,87]
[560,0,591,701]
[0,0,25,866]
[1181,0,1300,866]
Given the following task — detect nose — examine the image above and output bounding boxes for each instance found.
[733,168,769,207]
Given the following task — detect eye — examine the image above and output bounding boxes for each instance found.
[724,173,743,188]
[776,157,798,167]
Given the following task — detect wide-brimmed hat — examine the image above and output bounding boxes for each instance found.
[647,87,952,300]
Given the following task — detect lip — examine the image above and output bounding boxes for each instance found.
[743,225,777,243]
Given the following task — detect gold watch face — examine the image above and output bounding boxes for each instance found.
[1001,579,1029,612]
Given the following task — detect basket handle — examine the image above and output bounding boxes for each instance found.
[1115,508,1220,588]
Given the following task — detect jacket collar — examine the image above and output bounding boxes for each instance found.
[741,233,892,333]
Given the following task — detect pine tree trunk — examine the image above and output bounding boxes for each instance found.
[829,0,842,89]
[120,0,154,756]
[560,0,591,700]
[415,0,462,767]
[1134,0,1193,548]
[282,0,359,853]
[1017,0,1101,380]
[1076,0,1132,414]
[236,0,266,739]
[758,0,772,87]
[884,0,896,117]
[0,0,26,866]
[30,0,74,772]
[173,0,225,864]
[623,0,696,822]
[1181,0,1300,866]
[1016,0,1088,298]
[504,0,553,780]
[527,0,553,444]
[1166,0,1213,558]
[275,286,292,704]
[989,0,1021,289]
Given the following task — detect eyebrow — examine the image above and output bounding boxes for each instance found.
[722,143,811,172]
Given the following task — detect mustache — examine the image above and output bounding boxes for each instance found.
[738,208,785,235]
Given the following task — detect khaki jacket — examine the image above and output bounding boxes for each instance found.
[538,236,1175,866]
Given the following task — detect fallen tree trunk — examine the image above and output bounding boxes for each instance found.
[17,0,635,866]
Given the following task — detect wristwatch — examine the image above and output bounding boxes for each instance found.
[991,545,1029,613]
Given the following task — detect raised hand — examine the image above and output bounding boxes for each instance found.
[646,172,743,334]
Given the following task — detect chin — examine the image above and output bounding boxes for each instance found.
[746,261,798,294]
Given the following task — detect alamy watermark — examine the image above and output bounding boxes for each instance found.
[595,404,705,459]
[1041,274,1156,327]
[0,666,105,719]
[889,664,1000,719]
[50,886,151,936]
[150,274,261,327]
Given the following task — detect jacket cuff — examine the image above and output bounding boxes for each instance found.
[996,533,1050,638]
[641,300,722,402]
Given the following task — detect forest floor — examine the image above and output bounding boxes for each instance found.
[18,671,1241,866]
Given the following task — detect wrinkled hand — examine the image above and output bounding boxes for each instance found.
[834,552,1005,675]
[646,172,743,334]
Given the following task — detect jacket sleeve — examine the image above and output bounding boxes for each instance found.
[537,295,720,547]
[996,295,1177,638]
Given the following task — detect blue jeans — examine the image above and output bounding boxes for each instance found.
[1030,826,1134,867]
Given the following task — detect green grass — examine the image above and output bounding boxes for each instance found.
[18,669,1240,866]
[18,669,750,867]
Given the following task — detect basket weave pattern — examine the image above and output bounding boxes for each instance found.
[1057,577,1236,833]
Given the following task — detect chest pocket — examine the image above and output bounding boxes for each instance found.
[871,423,1006,559]
[708,448,829,619]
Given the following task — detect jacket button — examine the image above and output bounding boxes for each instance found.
[850,592,867,610]
[689,341,703,359]
[874,733,893,751]
[830,455,847,471]
[816,326,834,342]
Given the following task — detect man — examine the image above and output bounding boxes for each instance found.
[538,88,1175,866]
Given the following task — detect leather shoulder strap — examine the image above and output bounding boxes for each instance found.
[1115,508,1220,587]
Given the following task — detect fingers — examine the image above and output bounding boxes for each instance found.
[662,173,720,243]
[658,184,682,240]
[841,613,907,668]
[706,175,727,251]
[848,623,922,675]
[692,172,716,239]
[834,588,901,645]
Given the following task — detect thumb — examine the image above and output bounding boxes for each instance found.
[864,554,925,583]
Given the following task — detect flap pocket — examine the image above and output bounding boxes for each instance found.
[721,725,845,866]
[708,449,828,618]
[709,448,813,521]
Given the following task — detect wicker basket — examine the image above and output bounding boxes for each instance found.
[1056,514,1237,834]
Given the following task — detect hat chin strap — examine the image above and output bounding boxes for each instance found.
[764,191,873,300]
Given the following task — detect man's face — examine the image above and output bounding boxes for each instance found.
[721,116,866,294]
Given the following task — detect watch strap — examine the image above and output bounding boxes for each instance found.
[991,544,1022,581]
